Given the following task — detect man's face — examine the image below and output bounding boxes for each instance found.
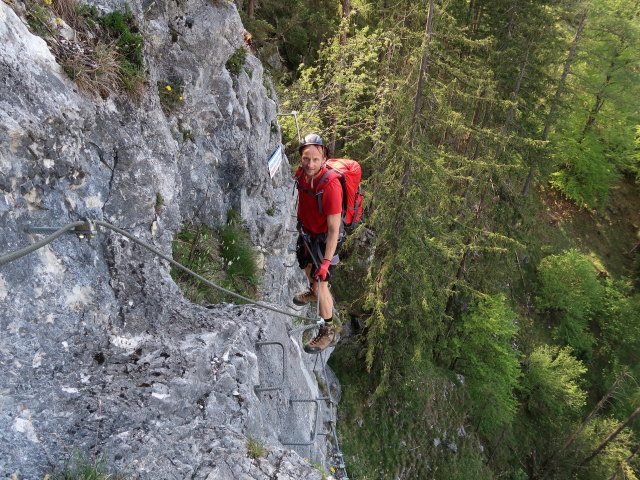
[301,145,325,178]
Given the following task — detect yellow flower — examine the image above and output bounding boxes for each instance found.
[55,18,62,24]
[330,467,335,472]
[178,96,183,100]
[43,0,52,4]
[165,85,172,91]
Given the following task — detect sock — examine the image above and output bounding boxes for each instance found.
[323,316,333,325]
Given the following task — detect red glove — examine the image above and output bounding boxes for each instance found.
[314,259,331,281]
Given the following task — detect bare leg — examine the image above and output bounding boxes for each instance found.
[318,281,332,320]
[304,265,331,319]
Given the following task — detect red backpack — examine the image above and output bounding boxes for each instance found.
[295,158,363,228]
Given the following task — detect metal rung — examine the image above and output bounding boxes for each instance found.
[280,398,321,446]
[288,319,324,336]
[254,341,286,394]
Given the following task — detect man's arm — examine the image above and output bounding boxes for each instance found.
[323,213,341,264]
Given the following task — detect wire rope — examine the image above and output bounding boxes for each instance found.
[1,218,349,478]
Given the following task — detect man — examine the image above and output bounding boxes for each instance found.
[293,133,343,354]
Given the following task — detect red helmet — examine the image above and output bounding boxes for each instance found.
[299,133,328,156]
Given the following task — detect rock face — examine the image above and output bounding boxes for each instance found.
[0,1,339,478]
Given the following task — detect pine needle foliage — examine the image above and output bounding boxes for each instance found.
[536,249,604,357]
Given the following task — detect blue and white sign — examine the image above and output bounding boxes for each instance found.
[267,145,283,178]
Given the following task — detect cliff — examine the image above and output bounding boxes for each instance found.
[0,0,340,478]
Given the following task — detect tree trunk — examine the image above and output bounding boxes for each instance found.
[541,371,629,480]
[247,0,255,18]
[411,0,435,134]
[522,9,588,196]
[328,0,351,156]
[496,42,531,158]
[580,56,617,141]
[581,406,640,467]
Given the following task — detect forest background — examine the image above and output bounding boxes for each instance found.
[240,0,640,478]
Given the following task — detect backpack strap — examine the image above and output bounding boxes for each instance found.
[295,166,342,215]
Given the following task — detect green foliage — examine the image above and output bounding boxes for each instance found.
[275,1,640,478]
[520,345,587,423]
[170,213,259,305]
[549,130,620,209]
[218,210,259,294]
[451,295,521,436]
[158,80,184,115]
[51,452,127,480]
[98,5,143,70]
[226,48,247,76]
[536,250,604,356]
[26,3,53,36]
[329,345,493,480]
[22,0,145,97]
[572,417,639,480]
[245,437,267,460]
[549,0,640,209]
[280,22,391,155]
[240,0,339,79]
[592,279,640,390]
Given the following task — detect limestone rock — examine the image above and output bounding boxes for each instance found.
[0,0,337,478]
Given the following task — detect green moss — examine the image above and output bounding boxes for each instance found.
[154,192,164,214]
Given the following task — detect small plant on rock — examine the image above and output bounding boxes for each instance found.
[225,48,247,76]
[170,212,260,305]
[158,80,184,115]
[246,437,267,460]
[50,451,128,480]
[22,0,145,98]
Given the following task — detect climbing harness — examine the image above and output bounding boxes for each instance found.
[0,218,350,479]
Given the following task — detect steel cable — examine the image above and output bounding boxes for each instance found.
[0,220,320,323]
[1,218,349,477]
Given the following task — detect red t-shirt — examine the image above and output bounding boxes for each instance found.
[296,165,343,234]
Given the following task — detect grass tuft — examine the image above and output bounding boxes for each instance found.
[23,0,145,98]
[50,452,127,480]
[246,437,267,460]
[170,211,260,305]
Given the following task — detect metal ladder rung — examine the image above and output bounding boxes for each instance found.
[254,341,286,394]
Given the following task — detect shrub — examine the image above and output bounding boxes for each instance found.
[170,213,259,305]
[218,210,259,294]
[520,345,587,423]
[226,48,247,76]
[246,437,267,460]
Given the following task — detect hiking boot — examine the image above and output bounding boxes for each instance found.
[303,324,338,354]
[293,288,317,306]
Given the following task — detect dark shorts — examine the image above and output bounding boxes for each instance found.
[296,234,341,281]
